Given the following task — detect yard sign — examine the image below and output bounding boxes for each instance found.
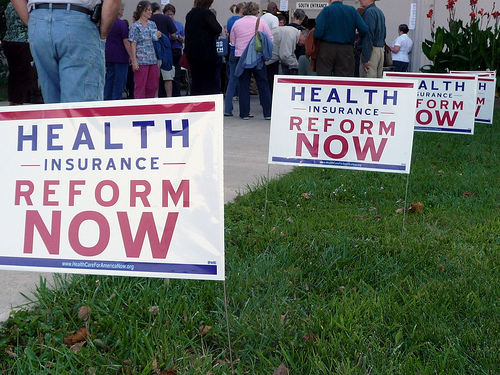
[268,76,418,174]
[0,96,225,280]
[450,71,496,124]
[384,72,477,134]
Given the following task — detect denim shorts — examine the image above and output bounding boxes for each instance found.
[28,8,105,103]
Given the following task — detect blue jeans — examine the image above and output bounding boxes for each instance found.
[224,53,239,115]
[236,59,271,118]
[28,8,105,103]
[104,62,129,100]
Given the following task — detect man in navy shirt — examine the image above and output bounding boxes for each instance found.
[359,0,386,78]
[313,0,367,77]
[150,2,176,96]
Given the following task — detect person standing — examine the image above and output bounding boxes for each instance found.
[230,1,273,120]
[184,0,222,95]
[359,0,386,78]
[279,27,306,75]
[163,3,185,97]
[150,1,176,97]
[313,0,367,77]
[129,1,162,99]
[104,3,132,100]
[11,0,121,103]
[389,24,413,72]
[287,9,307,59]
[224,2,244,116]
[2,2,41,105]
[260,1,278,29]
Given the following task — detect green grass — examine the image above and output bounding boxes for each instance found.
[1,111,500,374]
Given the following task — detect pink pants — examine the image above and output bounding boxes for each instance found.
[134,64,159,99]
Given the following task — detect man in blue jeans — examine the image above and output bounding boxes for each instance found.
[11,0,121,103]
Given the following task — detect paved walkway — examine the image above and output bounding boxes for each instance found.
[0,96,292,321]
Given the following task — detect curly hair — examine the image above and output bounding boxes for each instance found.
[241,1,259,16]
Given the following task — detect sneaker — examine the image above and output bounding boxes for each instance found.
[224,113,233,117]
[264,116,271,120]
[241,116,250,120]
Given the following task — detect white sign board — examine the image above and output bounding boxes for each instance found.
[384,72,477,134]
[450,71,496,124]
[296,2,328,9]
[0,96,225,280]
[268,76,418,174]
[409,3,417,30]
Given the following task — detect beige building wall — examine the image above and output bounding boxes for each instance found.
[122,0,489,73]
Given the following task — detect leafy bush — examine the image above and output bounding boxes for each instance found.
[422,0,500,89]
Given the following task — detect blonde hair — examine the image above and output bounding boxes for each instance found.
[229,2,245,14]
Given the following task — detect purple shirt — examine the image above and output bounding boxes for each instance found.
[105,18,130,64]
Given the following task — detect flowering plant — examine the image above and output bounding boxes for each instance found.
[422,0,500,88]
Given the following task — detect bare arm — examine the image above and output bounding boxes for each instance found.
[122,38,132,60]
[390,45,401,53]
[10,0,29,25]
[130,41,139,70]
[99,0,121,39]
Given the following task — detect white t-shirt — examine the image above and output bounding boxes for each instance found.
[261,12,279,31]
[391,33,413,63]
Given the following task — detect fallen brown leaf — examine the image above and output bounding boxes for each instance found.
[273,363,290,375]
[408,202,424,213]
[183,310,188,322]
[301,192,311,199]
[149,306,160,315]
[395,208,404,213]
[463,191,474,198]
[302,332,318,344]
[70,341,86,354]
[199,325,212,337]
[160,370,177,375]
[64,328,90,346]
[78,306,91,321]
[5,348,17,357]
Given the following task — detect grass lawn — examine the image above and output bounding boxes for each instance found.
[0,109,499,374]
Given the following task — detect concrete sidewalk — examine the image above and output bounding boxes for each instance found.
[0,96,292,321]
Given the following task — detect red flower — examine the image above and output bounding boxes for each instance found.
[493,10,500,19]
[470,12,476,18]
[446,0,456,10]
[427,8,434,18]
[470,0,478,5]
[478,8,484,15]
